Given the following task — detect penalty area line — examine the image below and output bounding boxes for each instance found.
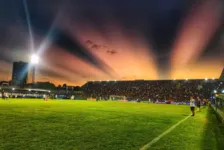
[140,114,191,150]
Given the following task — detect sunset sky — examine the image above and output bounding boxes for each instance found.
[0,0,223,86]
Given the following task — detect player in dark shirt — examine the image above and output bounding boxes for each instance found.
[197,97,201,111]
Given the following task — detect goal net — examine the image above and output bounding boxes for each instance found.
[109,95,126,101]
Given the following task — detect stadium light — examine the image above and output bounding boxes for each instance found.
[30,54,39,65]
[30,54,39,84]
[214,90,217,94]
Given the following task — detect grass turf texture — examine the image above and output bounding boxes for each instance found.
[0,99,223,150]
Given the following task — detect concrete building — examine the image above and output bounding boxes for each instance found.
[12,61,29,86]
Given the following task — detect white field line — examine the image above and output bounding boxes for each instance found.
[140,114,191,150]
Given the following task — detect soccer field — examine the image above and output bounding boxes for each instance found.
[0,99,223,150]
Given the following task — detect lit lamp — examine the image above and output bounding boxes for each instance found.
[30,54,39,84]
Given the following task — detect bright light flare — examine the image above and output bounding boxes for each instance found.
[214,90,217,93]
[31,54,39,65]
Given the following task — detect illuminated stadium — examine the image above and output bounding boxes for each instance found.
[0,71,224,149]
[0,0,224,150]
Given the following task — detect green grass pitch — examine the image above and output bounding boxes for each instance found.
[0,99,223,150]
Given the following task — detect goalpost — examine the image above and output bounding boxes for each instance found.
[109,95,127,101]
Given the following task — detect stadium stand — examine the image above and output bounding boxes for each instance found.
[82,79,224,102]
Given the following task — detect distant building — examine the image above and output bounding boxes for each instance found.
[0,81,9,86]
[220,68,224,81]
[12,61,29,86]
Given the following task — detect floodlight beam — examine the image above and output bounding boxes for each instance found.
[23,0,35,52]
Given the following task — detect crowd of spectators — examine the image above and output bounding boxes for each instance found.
[82,79,224,102]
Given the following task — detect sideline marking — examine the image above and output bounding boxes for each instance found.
[140,114,191,150]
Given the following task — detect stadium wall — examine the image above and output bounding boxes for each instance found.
[211,94,224,123]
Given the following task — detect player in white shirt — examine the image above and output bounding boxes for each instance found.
[190,96,196,116]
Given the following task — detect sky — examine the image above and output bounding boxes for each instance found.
[0,0,223,86]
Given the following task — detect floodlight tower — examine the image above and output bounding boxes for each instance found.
[30,54,39,84]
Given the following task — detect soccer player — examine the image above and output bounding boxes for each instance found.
[196,97,201,111]
[43,94,46,101]
[190,96,196,116]
[1,90,4,100]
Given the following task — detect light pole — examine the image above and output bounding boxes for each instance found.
[30,54,39,84]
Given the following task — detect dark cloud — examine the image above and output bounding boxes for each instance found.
[37,67,78,84]
[85,40,93,45]
[91,44,101,50]
[86,40,117,54]
[107,49,117,55]
[38,68,66,80]
[54,63,88,78]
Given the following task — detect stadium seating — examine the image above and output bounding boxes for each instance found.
[82,80,223,102]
